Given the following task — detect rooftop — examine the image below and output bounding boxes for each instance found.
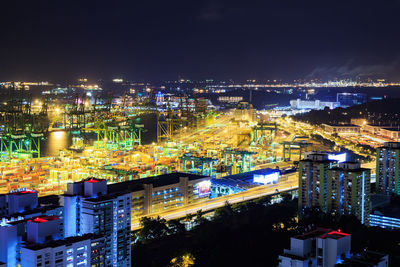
[319,230,350,240]
[8,189,37,195]
[85,178,105,183]
[211,168,280,189]
[1,204,63,221]
[295,228,349,240]
[23,234,103,251]
[83,191,130,203]
[372,200,400,219]
[28,215,59,224]
[323,124,360,127]
[342,250,388,266]
[108,172,208,193]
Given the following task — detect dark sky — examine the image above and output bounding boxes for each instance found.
[1,0,400,82]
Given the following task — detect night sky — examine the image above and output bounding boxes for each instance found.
[1,0,400,82]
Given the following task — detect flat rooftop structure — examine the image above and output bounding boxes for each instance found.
[323,124,360,127]
[211,168,280,189]
[294,228,349,240]
[382,142,400,148]
[294,228,332,240]
[84,191,130,203]
[28,215,59,224]
[372,201,400,219]
[381,127,400,132]
[8,190,37,195]
[0,204,63,221]
[342,251,388,266]
[108,172,209,193]
[23,234,103,251]
[319,230,350,240]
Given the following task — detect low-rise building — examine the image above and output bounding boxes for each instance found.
[290,99,340,110]
[370,200,400,229]
[322,124,361,134]
[0,190,63,266]
[278,228,351,267]
[379,127,400,141]
[339,250,389,267]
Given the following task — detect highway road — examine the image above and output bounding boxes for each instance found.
[131,172,298,230]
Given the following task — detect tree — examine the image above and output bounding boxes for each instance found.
[136,216,169,242]
[169,253,195,267]
[168,219,186,235]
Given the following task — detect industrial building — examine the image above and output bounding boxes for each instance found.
[322,124,361,134]
[107,173,211,219]
[376,142,400,195]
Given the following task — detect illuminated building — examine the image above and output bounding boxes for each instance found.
[62,178,131,267]
[376,142,400,195]
[370,200,400,229]
[336,93,367,108]
[1,189,38,216]
[298,153,336,213]
[155,91,165,105]
[322,124,361,134]
[278,228,351,267]
[379,127,400,141]
[108,173,211,219]
[0,190,64,266]
[21,234,106,267]
[289,99,340,110]
[340,250,389,267]
[299,153,371,224]
[233,102,256,122]
[210,168,281,198]
[328,162,371,224]
[20,215,105,267]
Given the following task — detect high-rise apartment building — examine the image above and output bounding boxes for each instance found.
[328,162,371,224]
[299,153,371,224]
[62,178,131,267]
[298,153,336,213]
[376,142,400,195]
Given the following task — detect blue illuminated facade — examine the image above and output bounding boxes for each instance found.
[210,168,281,198]
[0,189,64,266]
[0,178,132,267]
[63,178,131,267]
[370,213,400,229]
